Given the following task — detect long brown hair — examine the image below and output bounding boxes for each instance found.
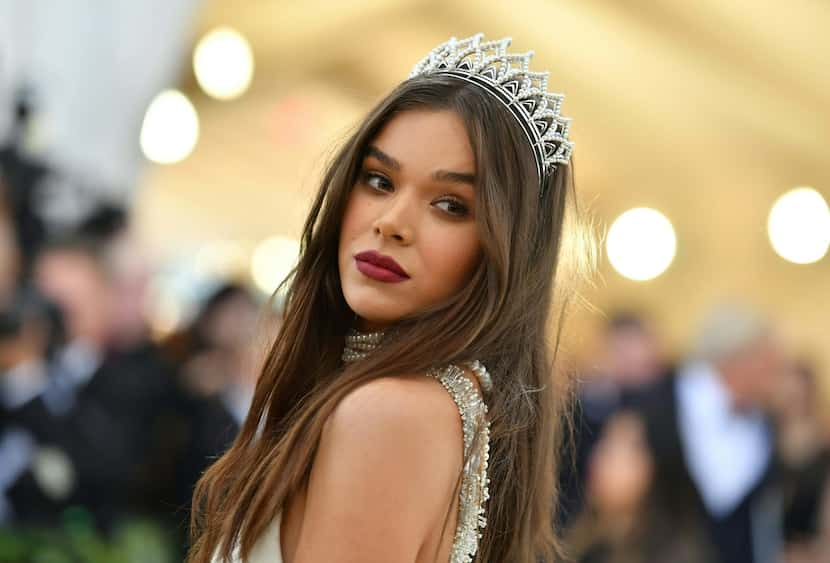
[189,74,580,562]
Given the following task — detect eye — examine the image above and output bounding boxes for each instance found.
[433,197,470,217]
[360,170,393,192]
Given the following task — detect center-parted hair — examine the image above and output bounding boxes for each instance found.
[189,74,579,563]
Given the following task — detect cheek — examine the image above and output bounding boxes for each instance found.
[339,193,361,241]
[338,191,367,255]
[420,225,481,290]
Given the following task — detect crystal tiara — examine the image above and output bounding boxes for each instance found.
[409,33,573,189]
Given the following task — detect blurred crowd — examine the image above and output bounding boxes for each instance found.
[0,117,270,560]
[2,95,829,563]
[561,310,830,563]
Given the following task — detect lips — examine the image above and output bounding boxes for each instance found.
[354,250,409,283]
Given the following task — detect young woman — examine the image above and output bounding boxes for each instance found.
[189,33,578,563]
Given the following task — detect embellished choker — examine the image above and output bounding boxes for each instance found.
[341,329,493,394]
[342,329,384,363]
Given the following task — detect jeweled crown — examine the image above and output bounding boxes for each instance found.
[409,33,573,189]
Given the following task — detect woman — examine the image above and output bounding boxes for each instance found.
[189,33,578,563]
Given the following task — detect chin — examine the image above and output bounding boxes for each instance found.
[348,303,404,329]
[343,291,407,329]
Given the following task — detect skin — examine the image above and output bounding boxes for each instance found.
[605,326,663,386]
[33,250,113,350]
[588,413,653,524]
[337,109,481,329]
[0,322,47,371]
[718,334,785,411]
[281,109,483,563]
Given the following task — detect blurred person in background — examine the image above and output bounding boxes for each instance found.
[196,283,261,426]
[637,303,786,563]
[771,360,830,563]
[78,205,155,352]
[31,227,178,532]
[560,312,667,527]
[33,237,112,396]
[173,283,265,531]
[177,282,261,405]
[0,285,70,526]
[580,312,666,434]
[567,410,715,563]
[71,207,185,521]
[0,201,22,305]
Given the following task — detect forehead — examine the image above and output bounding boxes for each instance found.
[368,109,475,173]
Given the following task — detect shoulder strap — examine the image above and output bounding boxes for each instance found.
[429,364,491,563]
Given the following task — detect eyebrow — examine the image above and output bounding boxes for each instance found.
[365,145,476,186]
[366,146,400,170]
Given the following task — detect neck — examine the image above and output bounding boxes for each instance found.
[354,316,390,332]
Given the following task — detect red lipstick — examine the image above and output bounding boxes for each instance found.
[354,250,409,283]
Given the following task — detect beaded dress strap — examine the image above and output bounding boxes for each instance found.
[428,364,491,563]
[342,331,491,562]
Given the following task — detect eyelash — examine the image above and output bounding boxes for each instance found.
[361,171,392,192]
[433,198,470,217]
[359,170,471,218]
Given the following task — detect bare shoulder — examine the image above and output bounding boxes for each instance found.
[323,375,465,481]
[293,375,465,561]
[329,375,463,442]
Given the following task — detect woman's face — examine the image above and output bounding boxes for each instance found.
[338,109,482,329]
[588,412,654,515]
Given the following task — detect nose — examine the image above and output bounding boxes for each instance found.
[373,192,414,244]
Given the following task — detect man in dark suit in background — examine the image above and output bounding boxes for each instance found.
[559,312,667,528]
[638,304,786,563]
[31,233,180,531]
[0,286,71,526]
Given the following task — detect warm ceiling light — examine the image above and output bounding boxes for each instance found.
[250,236,300,294]
[606,207,677,281]
[140,89,199,164]
[768,187,830,264]
[193,27,254,100]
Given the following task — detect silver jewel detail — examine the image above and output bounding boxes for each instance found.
[341,331,492,562]
[342,329,385,363]
[469,360,493,394]
[428,363,491,563]
[409,33,573,187]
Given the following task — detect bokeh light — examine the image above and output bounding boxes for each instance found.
[768,187,830,265]
[606,208,677,281]
[140,89,199,164]
[193,27,254,100]
[250,236,301,294]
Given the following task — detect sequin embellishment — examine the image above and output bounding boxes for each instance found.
[342,330,491,562]
[428,364,491,563]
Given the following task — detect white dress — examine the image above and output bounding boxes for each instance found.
[240,512,283,563]
[224,362,491,563]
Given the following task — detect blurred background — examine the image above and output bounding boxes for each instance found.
[1,0,828,561]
